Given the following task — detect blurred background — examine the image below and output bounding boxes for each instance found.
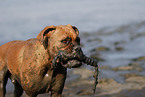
[0,0,145,97]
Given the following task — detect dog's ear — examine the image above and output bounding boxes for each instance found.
[66,24,79,35]
[72,26,79,35]
[37,26,56,49]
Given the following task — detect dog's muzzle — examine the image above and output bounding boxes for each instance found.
[52,46,98,68]
[52,45,99,94]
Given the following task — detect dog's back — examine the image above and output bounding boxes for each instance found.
[0,40,25,57]
[0,40,24,70]
[0,38,44,80]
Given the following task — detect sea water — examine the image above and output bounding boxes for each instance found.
[0,0,145,43]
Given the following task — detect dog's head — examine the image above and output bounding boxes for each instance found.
[37,24,83,68]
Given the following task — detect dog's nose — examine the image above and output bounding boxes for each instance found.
[74,46,81,52]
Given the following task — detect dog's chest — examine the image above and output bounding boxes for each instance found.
[21,68,53,93]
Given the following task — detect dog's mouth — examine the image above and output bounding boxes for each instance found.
[52,46,84,68]
[61,57,82,68]
[52,46,98,69]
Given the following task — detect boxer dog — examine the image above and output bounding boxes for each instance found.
[0,24,97,97]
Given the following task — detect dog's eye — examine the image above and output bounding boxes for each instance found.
[61,38,71,44]
[61,39,68,44]
[76,37,80,45]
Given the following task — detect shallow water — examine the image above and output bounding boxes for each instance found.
[81,21,145,84]
[0,0,145,43]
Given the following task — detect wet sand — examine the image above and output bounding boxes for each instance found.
[5,21,145,97]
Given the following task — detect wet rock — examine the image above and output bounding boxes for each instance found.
[115,25,131,33]
[90,54,105,62]
[99,79,118,86]
[133,56,145,61]
[115,47,124,51]
[64,83,102,97]
[97,75,145,96]
[72,68,94,79]
[91,46,110,52]
[98,78,123,95]
[112,66,134,71]
[87,38,102,43]
[128,62,141,66]
[121,73,140,79]
[76,88,93,96]
[125,76,145,89]
[100,66,112,70]
[112,66,143,72]
[126,76,145,83]
[69,79,94,87]
[111,87,145,97]
[114,41,126,45]
[130,33,145,40]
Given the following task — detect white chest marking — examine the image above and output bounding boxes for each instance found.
[45,74,49,77]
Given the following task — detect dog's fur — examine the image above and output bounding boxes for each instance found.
[0,25,82,97]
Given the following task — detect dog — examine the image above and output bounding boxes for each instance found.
[0,24,84,97]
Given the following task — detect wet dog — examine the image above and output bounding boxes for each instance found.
[0,24,85,97]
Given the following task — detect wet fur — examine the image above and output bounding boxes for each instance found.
[0,25,80,97]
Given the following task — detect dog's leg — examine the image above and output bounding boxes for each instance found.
[13,82,23,97]
[51,92,62,97]
[25,94,37,97]
[10,75,23,97]
[0,65,9,97]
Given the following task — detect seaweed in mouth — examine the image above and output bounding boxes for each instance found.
[52,50,99,94]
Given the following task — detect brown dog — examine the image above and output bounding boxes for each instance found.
[0,25,84,97]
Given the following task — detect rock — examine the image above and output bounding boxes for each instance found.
[97,76,145,96]
[133,56,145,61]
[91,46,110,52]
[76,88,93,96]
[120,73,140,79]
[90,54,105,62]
[126,76,145,83]
[128,62,141,66]
[115,47,124,51]
[100,66,111,70]
[87,38,102,43]
[130,33,145,40]
[112,66,134,71]
[98,78,123,95]
[111,87,145,97]
[125,76,145,90]
[69,80,94,87]
[112,66,143,72]
[72,68,94,79]
[114,41,126,45]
